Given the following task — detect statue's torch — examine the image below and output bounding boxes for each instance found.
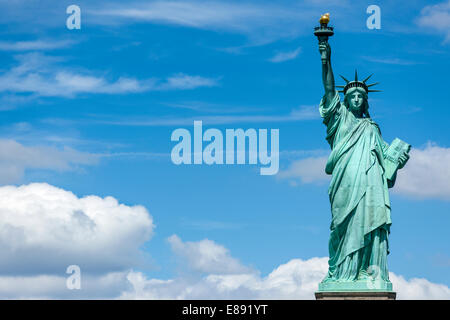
[314,13,334,64]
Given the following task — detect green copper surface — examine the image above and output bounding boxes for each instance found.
[315,23,410,293]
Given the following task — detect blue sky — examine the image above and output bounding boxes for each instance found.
[0,0,449,299]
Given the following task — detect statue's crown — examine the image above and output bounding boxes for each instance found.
[337,70,380,95]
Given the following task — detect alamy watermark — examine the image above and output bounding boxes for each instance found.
[171,121,279,175]
[367,5,381,30]
[64,5,380,31]
[66,5,81,30]
[66,265,81,290]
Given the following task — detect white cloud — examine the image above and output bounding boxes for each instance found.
[269,47,302,63]
[289,105,320,120]
[120,257,328,299]
[167,235,252,274]
[0,0,355,43]
[97,1,280,30]
[279,143,450,200]
[417,0,450,43]
[362,56,419,66]
[120,237,329,300]
[0,226,448,299]
[0,272,131,299]
[0,53,149,97]
[91,1,353,45]
[121,243,450,299]
[0,183,154,275]
[277,156,329,185]
[0,40,76,51]
[0,139,98,184]
[394,143,450,200]
[66,104,319,127]
[0,53,218,98]
[1,256,448,299]
[94,1,307,43]
[160,73,219,90]
[390,273,450,300]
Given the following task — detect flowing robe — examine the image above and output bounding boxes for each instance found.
[319,91,394,282]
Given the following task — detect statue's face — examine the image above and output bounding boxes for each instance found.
[348,91,364,113]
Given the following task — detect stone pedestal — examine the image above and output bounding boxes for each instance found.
[315,291,396,300]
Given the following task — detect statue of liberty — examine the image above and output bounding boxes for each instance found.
[315,14,410,292]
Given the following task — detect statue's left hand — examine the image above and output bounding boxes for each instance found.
[398,151,410,169]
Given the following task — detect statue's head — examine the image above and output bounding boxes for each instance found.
[338,71,379,118]
[344,87,370,118]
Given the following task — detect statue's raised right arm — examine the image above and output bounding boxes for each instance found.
[319,42,335,104]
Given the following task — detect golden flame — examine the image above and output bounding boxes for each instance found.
[319,13,330,25]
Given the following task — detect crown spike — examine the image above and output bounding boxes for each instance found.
[340,72,380,94]
[363,74,373,83]
[340,75,350,83]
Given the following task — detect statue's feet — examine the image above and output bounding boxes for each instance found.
[357,269,371,280]
[318,278,393,292]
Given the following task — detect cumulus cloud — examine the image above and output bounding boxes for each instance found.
[121,244,450,300]
[277,156,329,185]
[167,235,252,274]
[1,257,448,299]
[0,183,154,275]
[417,0,450,43]
[121,236,450,300]
[0,53,219,98]
[0,272,131,299]
[0,227,448,299]
[0,139,98,184]
[390,273,450,300]
[120,257,328,299]
[279,143,450,200]
[394,143,450,200]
